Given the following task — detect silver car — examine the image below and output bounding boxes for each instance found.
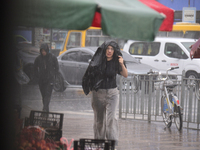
[54,47,158,92]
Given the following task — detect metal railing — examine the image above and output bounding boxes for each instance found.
[119,71,200,130]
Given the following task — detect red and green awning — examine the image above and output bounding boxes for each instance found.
[13,0,173,41]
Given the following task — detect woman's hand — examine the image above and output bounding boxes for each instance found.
[118,56,128,78]
[118,56,124,65]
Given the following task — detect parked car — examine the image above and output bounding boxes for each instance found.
[123,37,199,80]
[54,47,159,92]
[15,43,40,84]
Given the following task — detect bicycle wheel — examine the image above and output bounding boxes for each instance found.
[174,105,182,130]
[161,96,172,128]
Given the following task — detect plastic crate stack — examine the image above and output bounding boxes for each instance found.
[26,110,64,141]
[74,139,115,150]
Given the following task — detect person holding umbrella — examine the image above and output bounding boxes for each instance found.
[82,40,128,145]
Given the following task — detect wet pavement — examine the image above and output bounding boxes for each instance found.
[20,84,200,150]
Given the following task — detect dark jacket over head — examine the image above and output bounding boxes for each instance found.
[82,40,123,95]
[34,43,59,84]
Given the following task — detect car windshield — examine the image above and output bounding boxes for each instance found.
[181,42,196,52]
[121,51,138,64]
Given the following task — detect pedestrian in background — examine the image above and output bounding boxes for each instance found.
[82,40,128,145]
[34,43,59,112]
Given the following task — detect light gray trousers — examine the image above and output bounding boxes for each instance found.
[91,87,119,143]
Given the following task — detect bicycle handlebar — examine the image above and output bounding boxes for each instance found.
[147,70,159,75]
[147,71,154,75]
[147,67,179,75]
[147,69,156,75]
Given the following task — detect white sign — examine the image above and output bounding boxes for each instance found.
[182,7,196,23]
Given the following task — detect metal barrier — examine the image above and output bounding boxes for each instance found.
[119,71,200,130]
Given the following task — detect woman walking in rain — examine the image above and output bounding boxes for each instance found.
[82,40,128,145]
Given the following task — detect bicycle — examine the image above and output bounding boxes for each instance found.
[148,67,183,131]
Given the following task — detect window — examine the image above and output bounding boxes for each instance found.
[85,29,126,49]
[86,29,109,47]
[168,31,184,38]
[157,31,168,37]
[129,42,160,56]
[79,52,92,63]
[157,31,184,38]
[67,32,81,48]
[184,31,200,39]
[15,36,27,43]
[61,52,79,61]
[164,43,188,59]
[181,42,196,52]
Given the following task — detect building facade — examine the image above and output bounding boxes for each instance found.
[157,0,200,23]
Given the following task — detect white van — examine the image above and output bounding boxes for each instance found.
[123,37,199,79]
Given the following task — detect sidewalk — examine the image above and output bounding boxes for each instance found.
[20,104,200,150]
[19,84,200,150]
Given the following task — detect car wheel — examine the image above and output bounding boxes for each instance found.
[54,73,66,92]
[186,72,198,86]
